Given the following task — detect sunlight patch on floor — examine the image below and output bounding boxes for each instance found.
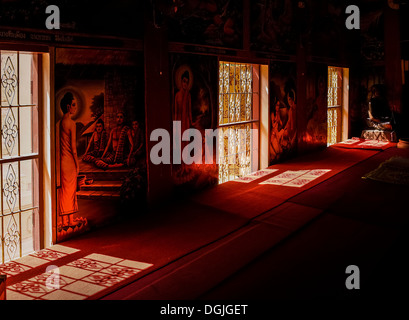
[4,249,153,300]
[260,169,332,188]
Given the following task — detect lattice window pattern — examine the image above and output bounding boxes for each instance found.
[218,62,258,184]
[327,67,343,146]
[1,50,39,264]
[218,124,253,184]
[219,62,253,126]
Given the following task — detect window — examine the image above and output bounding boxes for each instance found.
[327,67,343,146]
[0,51,40,264]
[327,66,350,145]
[218,62,260,184]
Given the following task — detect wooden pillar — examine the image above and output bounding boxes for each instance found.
[384,6,402,114]
[294,1,308,154]
[144,16,173,206]
[296,41,307,154]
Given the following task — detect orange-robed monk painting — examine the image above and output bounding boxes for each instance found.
[56,92,88,241]
[57,92,80,225]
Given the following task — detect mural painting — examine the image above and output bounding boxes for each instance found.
[251,0,298,54]
[55,48,146,242]
[301,63,328,150]
[269,62,297,164]
[359,0,385,62]
[170,53,218,191]
[305,0,348,60]
[160,0,243,49]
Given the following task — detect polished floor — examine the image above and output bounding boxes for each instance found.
[2,144,409,300]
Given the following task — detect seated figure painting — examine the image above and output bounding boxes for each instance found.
[95,112,130,170]
[83,119,108,163]
[127,120,144,167]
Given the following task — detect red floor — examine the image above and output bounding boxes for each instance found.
[103,146,409,300]
[3,145,409,300]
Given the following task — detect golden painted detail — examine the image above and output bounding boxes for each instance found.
[328,67,341,108]
[218,124,252,184]
[219,62,253,126]
[327,106,342,146]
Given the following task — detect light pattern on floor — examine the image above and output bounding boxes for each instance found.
[0,245,79,280]
[338,138,389,148]
[260,169,332,188]
[357,140,389,147]
[1,246,153,300]
[339,138,361,145]
[234,169,278,183]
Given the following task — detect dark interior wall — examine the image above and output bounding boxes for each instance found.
[304,0,350,61]
[347,1,384,139]
[250,0,298,54]
[1,0,405,202]
[159,0,243,49]
[401,3,409,137]
[349,66,384,138]
[402,3,409,60]
[144,0,404,199]
[384,6,402,117]
[347,2,405,139]
[0,0,144,38]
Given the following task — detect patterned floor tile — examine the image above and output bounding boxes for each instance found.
[117,260,153,270]
[28,272,76,287]
[67,258,110,272]
[15,255,48,268]
[63,280,106,296]
[58,266,94,279]
[101,265,141,278]
[42,289,86,300]
[0,262,31,278]
[50,245,80,255]
[8,280,51,298]
[84,253,123,264]
[6,289,35,300]
[82,272,126,287]
[31,249,67,262]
